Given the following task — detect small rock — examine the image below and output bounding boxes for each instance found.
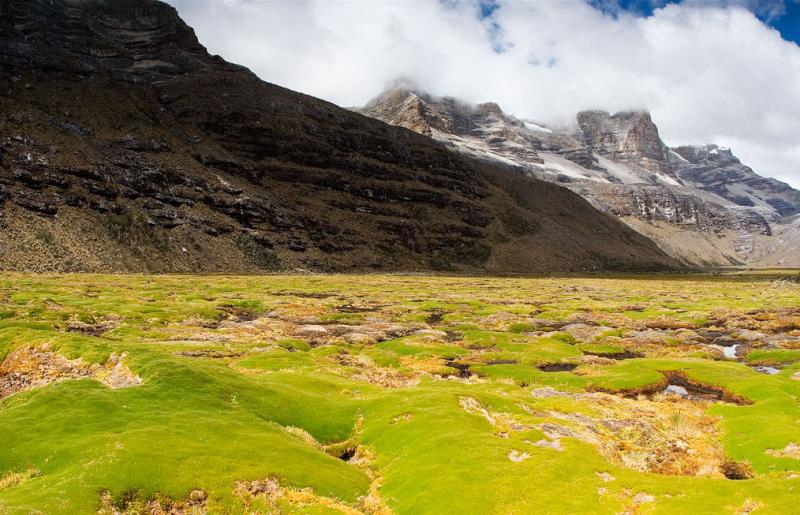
[753,366,780,375]
[563,323,612,342]
[596,471,616,482]
[414,329,449,339]
[530,387,570,399]
[508,450,530,462]
[342,332,376,345]
[292,325,328,338]
[734,330,768,342]
[663,384,689,398]
[533,438,563,451]
[626,329,668,344]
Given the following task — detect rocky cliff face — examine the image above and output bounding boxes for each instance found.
[0,0,219,81]
[361,86,544,169]
[0,0,677,273]
[361,85,799,267]
[576,110,674,178]
[673,145,800,217]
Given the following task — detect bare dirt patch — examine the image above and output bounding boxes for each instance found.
[766,442,800,460]
[243,419,388,513]
[0,346,141,399]
[524,389,731,477]
[98,489,207,514]
[328,354,418,388]
[0,466,39,491]
[66,314,121,336]
[458,396,527,438]
[177,349,245,359]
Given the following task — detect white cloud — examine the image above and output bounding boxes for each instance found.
[166,0,800,189]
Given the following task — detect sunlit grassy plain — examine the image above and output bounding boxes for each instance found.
[0,272,799,513]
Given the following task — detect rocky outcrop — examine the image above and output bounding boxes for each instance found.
[361,85,800,267]
[581,183,772,235]
[0,0,677,273]
[360,85,544,171]
[576,111,673,178]
[0,0,222,82]
[673,145,800,217]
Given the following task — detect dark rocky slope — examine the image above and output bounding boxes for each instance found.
[0,0,677,273]
[673,145,800,217]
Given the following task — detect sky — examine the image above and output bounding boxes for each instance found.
[166,0,800,189]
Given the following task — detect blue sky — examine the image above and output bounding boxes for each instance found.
[588,0,800,44]
[477,0,800,47]
[770,1,800,42]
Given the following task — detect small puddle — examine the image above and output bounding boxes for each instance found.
[752,365,780,375]
[722,344,738,359]
[705,343,741,360]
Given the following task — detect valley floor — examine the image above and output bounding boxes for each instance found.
[0,273,799,513]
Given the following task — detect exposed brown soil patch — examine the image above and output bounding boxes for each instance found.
[328,354,418,388]
[273,291,339,299]
[66,314,121,336]
[219,305,260,322]
[766,442,800,460]
[642,317,701,330]
[177,349,244,359]
[425,309,445,325]
[0,345,141,399]
[98,489,207,514]
[458,396,528,438]
[524,389,733,477]
[721,460,755,480]
[335,303,383,314]
[234,476,388,515]
[0,466,39,491]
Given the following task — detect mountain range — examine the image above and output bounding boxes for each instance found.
[360,85,800,267]
[0,0,677,273]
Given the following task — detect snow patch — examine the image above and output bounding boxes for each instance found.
[522,121,553,133]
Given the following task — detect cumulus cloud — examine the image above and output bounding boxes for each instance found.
[166,0,800,188]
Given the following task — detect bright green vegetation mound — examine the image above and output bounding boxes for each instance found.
[0,273,799,513]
